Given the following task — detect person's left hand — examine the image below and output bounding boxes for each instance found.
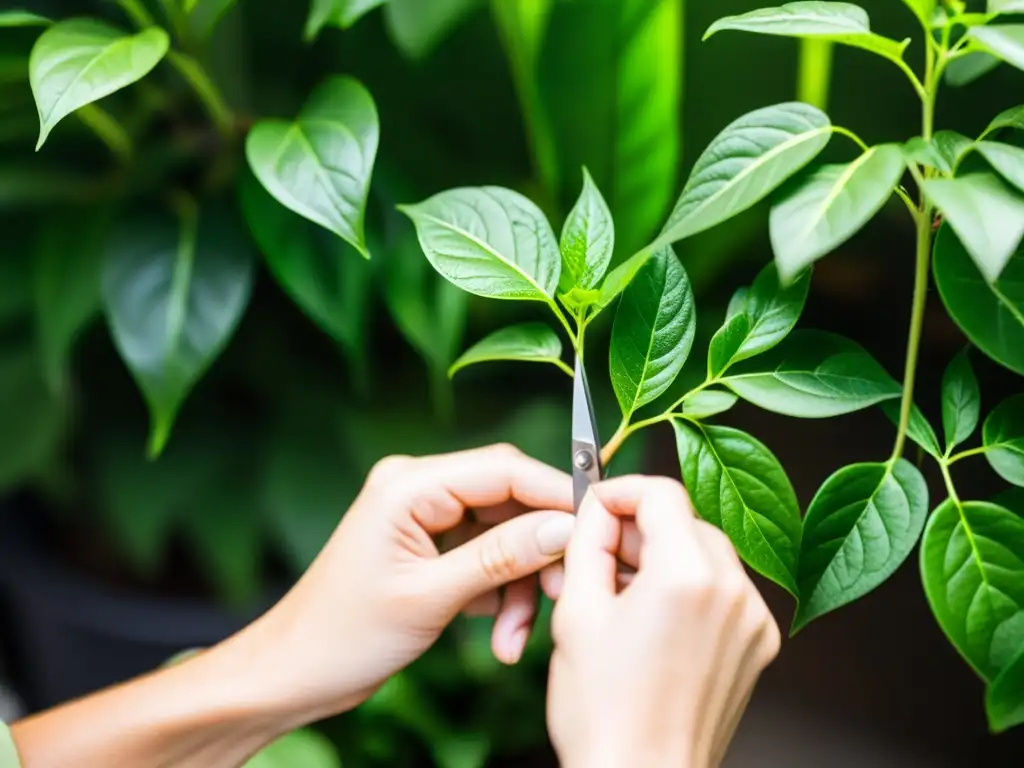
[231,443,575,724]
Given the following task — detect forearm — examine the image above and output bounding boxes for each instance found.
[10,619,303,768]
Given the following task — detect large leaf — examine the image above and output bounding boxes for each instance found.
[985,395,1024,487]
[933,223,1024,376]
[674,420,802,594]
[540,0,682,256]
[769,144,905,284]
[708,262,811,377]
[924,173,1024,284]
[723,330,901,418]
[246,76,379,257]
[653,102,832,247]
[793,459,928,632]
[240,172,371,386]
[987,643,1024,733]
[305,0,387,40]
[558,167,614,294]
[942,348,981,452]
[384,0,481,60]
[449,323,563,378]
[921,499,1024,681]
[102,208,256,457]
[704,3,910,65]
[609,247,695,417]
[29,19,168,149]
[977,141,1024,194]
[399,186,561,301]
[969,25,1024,74]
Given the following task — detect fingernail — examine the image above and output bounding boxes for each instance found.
[536,515,575,555]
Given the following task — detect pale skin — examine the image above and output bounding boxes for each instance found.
[8,444,780,768]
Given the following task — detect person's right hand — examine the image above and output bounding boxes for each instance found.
[546,476,781,768]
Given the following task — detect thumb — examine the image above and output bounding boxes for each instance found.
[430,511,575,604]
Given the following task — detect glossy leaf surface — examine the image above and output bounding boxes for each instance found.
[977,141,1024,194]
[246,76,379,257]
[985,395,1024,487]
[682,390,739,419]
[793,459,928,632]
[942,348,981,452]
[559,167,614,293]
[969,25,1024,74]
[449,323,563,378]
[675,420,801,594]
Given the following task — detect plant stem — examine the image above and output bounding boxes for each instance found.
[798,39,834,110]
[547,299,579,350]
[939,459,962,506]
[116,0,156,27]
[167,51,234,138]
[76,104,132,161]
[553,359,574,378]
[947,445,988,464]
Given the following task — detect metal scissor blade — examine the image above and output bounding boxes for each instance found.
[572,354,603,512]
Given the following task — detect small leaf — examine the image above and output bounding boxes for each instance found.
[946,51,1002,87]
[708,262,811,377]
[384,0,481,60]
[723,330,901,418]
[246,728,341,768]
[594,248,653,309]
[933,222,1024,376]
[681,389,739,419]
[969,25,1024,74]
[559,167,614,294]
[727,286,750,319]
[921,499,1024,681]
[610,247,695,417]
[185,0,238,39]
[899,0,935,26]
[240,171,371,384]
[674,420,802,594]
[449,323,563,378]
[704,3,911,65]
[924,172,1024,284]
[102,208,256,457]
[942,347,981,452]
[29,19,169,149]
[984,394,1024,487]
[793,459,928,632]
[985,106,1024,137]
[986,643,1024,733]
[305,0,387,41]
[0,10,50,27]
[903,132,974,175]
[400,186,561,301]
[770,144,905,284]
[246,76,379,257]
[880,400,942,458]
[653,102,832,247]
[977,141,1024,194]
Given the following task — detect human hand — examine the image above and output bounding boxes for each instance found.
[240,443,575,723]
[547,476,781,768]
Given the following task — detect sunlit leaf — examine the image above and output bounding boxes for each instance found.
[969,25,1024,74]
[449,323,563,378]
[559,167,614,293]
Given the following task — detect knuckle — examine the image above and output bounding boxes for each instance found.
[489,442,523,459]
[368,454,413,485]
[477,534,520,584]
[663,567,716,604]
[762,618,783,662]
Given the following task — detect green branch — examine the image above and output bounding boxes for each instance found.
[167,51,234,138]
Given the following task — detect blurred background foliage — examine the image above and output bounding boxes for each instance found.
[0,0,1019,765]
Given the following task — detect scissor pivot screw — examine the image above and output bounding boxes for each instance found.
[574,450,594,471]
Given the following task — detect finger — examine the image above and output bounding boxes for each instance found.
[560,490,620,608]
[694,521,742,573]
[492,577,537,664]
[542,561,635,601]
[429,510,575,604]
[620,519,641,570]
[463,590,501,617]
[439,521,486,555]
[473,500,530,526]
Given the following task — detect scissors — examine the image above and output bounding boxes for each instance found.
[572,354,603,513]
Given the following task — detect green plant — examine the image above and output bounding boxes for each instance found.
[400,0,1024,733]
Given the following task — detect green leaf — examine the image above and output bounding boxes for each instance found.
[184,0,238,39]
[723,330,900,418]
[102,208,255,457]
[984,394,1024,487]
[674,420,801,595]
[305,0,387,40]
[29,20,168,150]
[969,25,1024,74]
[384,0,481,60]
[899,0,935,26]
[245,728,340,768]
[704,2,911,65]
[708,262,811,377]
[246,76,379,258]
[921,499,1024,681]
[991,0,1024,13]
[880,400,942,458]
[399,186,561,301]
[942,347,981,452]
[594,248,652,309]
[0,10,50,27]
[653,102,832,247]
[727,286,750,319]
[933,222,1024,376]
[946,51,1002,87]
[240,171,371,386]
[986,642,1024,733]
[977,141,1024,194]
[793,459,928,632]
[903,132,974,175]
[559,167,614,294]
[770,144,904,284]
[681,389,739,419]
[985,106,1024,137]
[449,323,563,378]
[610,247,695,417]
[924,173,1024,284]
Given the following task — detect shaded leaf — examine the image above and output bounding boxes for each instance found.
[681,389,739,419]
[942,347,981,452]
[305,0,387,40]
[985,106,1024,137]
[559,167,614,294]
[977,141,1024,194]
[904,132,974,175]
[986,642,1024,733]
[969,25,1024,74]
[899,0,935,26]
[385,0,481,60]
[0,10,50,27]
[984,394,1024,487]
[246,728,341,768]
[880,400,942,458]
[674,420,801,594]
[946,51,1002,87]
[449,323,563,378]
